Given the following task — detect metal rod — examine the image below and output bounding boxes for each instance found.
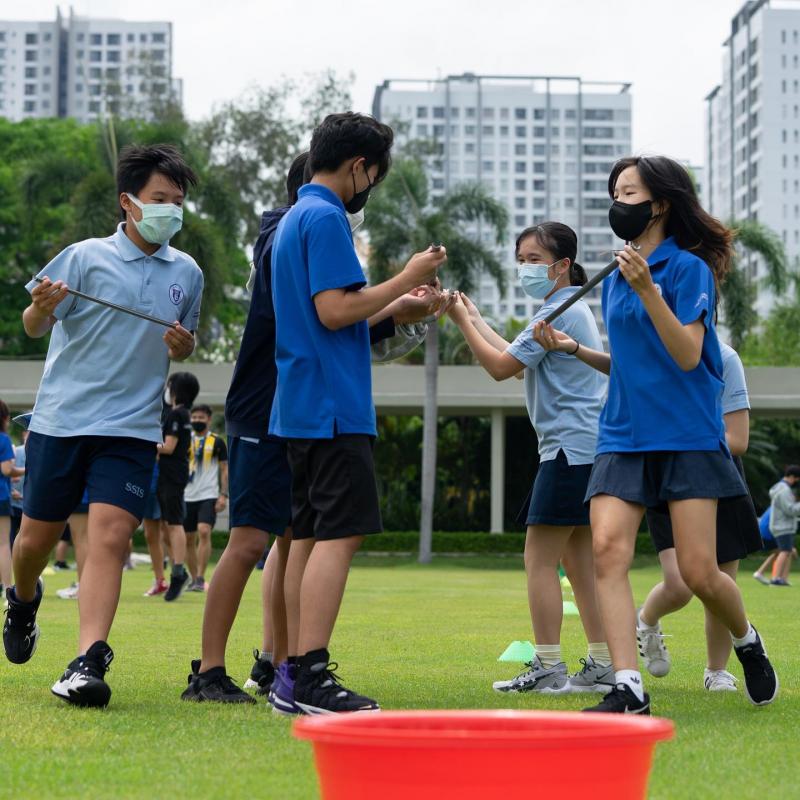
[33,277,176,328]
[542,259,617,324]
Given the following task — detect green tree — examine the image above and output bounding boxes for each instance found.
[365,155,508,562]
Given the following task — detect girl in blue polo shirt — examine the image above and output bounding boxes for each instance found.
[448,222,612,697]
[534,155,778,714]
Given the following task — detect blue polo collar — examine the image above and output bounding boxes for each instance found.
[646,236,680,268]
[298,183,346,212]
[546,286,581,303]
[113,222,176,262]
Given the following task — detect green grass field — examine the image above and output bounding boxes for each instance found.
[0,555,795,799]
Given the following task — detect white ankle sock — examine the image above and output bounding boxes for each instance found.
[637,609,658,630]
[535,644,562,669]
[732,623,757,648]
[588,642,611,667]
[615,669,645,702]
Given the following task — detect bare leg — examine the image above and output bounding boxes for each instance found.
[270,531,292,665]
[76,503,137,653]
[783,549,797,580]
[773,550,790,580]
[68,513,89,581]
[143,519,164,583]
[670,499,748,638]
[197,523,212,580]
[753,551,776,579]
[0,516,12,588]
[260,542,278,654]
[161,521,173,563]
[640,548,693,626]
[523,524,575,644]
[706,561,739,670]
[297,536,365,654]
[285,538,315,657]
[166,523,186,567]
[199,526,268,672]
[590,496,644,671]
[561,525,606,644]
[185,531,198,580]
[54,539,70,565]
[12,515,66,601]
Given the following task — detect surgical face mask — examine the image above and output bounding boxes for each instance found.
[608,199,653,242]
[345,164,375,214]
[347,208,365,233]
[127,193,183,245]
[518,262,559,299]
[191,421,207,434]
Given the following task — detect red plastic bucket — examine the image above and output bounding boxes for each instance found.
[294,710,674,800]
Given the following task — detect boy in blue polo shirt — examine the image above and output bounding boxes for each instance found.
[269,112,446,714]
[4,144,203,708]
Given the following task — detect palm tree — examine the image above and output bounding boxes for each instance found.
[721,219,788,350]
[365,156,508,562]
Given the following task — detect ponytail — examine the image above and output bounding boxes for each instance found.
[569,262,587,287]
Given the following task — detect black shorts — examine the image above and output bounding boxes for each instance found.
[157,482,187,526]
[586,450,746,507]
[184,498,217,532]
[288,434,383,541]
[515,450,592,527]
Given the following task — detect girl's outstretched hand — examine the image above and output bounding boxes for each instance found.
[533,321,576,353]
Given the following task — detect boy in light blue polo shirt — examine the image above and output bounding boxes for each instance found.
[269,112,446,714]
[4,144,203,709]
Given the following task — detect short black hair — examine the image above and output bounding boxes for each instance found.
[308,112,393,182]
[286,152,310,205]
[784,465,800,479]
[168,372,200,408]
[191,404,213,416]
[117,144,198,216]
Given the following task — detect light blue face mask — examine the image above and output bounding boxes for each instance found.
[518,261,559,299]
[127,193,183,245]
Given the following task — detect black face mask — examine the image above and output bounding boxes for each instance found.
[191,421,207,434]
[608,200,653,242]
[345,164,375,214]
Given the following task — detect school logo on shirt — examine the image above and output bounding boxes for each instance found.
[169,284,184,305]
[695,292,709,309]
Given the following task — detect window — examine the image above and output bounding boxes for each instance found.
[499,161,509,173]
[42,99,50,109]
[514,215,526,227]
[432,178,444,189]
[89,100,101,112]
[24,100,36,112]
[499,125,509,136]
[416,105,428,119]
[90,67,102,78]
[514,179,526,190]
[532,126,546,137]
[514,196,526,209]
[140,33,147,42]
[514,107,526,119]
[514,305,526,317]
[0,32,5,42]
[25,33,38,45]
[107,50,121,63]
[465,142,476,154]
[533,108,545,120]
[514,161,526,174]
[583,108,613,120]
[90,84,102,96]
[25,67,37,78]
[433,124,444,137]
[482,160,494,172]
[565,109,576,119]
[449,107,459,118]
[550,108,560,120]
[90,33,102,45]
[107,34,121,45]
[482,107,494,119]
[465,106,476,118]
[533,144,546,155]
[105,67,120,80]
[465,125,476,136]
[75,83,83,93]
[416,124,428,137]
[482,125,494,136]
[515,125,526,137]
[41,82,50,92]
[584,126,614,138]
[152,32,166,43]
[90,51,102,62]
[499,107,509,120]
[533,180,545,191]
[75,49,84,59]
[25,50,38,62]
[514,143,526,155]
[127,33,134,42]
[532,162,546,174]
[24,84,36,96]
[150,49,165,61]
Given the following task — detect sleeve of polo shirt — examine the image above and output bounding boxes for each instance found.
[672,256,716,329]
[506,302,576,368]
[721,349,750,414]
[0,433,14,463]
[307,213,366,297]
[25,244,82,321]
[180,269,204,332]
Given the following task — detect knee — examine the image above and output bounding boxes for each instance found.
[678,564,717,599]
[592,533,632,578]
[662,574,693,606]
[227,533,267,566]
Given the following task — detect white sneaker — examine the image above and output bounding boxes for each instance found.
[752,572,771,585]
[568,656,615,694]
[636,608,671,677]
[492,656,570,694]
[704,669,737,692]
[56,583,79,600]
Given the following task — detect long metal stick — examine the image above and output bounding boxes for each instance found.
[542,259,617,324]
[33,277,176,328]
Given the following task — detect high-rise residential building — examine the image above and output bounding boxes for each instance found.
[705,0,800,319]
[373,73,632,328]
[0,8,179,124]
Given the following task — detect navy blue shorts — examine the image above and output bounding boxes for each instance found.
[228,436,291,535]
[586,450,746,508]
[516,450,592,527]
[0,499,10,517]
[23,432,157,522]
[775,533,796,552]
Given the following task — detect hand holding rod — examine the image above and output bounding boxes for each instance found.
[32,277,176,328]
[541,259,618,324]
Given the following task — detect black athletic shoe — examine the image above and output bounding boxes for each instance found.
[294,660,380,715]
[51,641,114,708]
[164,567,190,602]
[181,661,256,704]
[3,579,44,664]
[582,683,651,715]
[243,649,275,696]
[734,628,779,706]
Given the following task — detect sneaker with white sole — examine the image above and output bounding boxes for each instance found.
[704,669,737,692]
[243,649,275,695]
[3,579,44,664]
[493,656,570,694]
[143,578,168,597]
[56,583,79,600]
[294,655,380,714]
[636,609,671,678]
[51,640,113,707]
[734,628,778,706]
[752,572,771,585]
[582,683,651,714]
[270,661,302,716]
[568,656,615,694]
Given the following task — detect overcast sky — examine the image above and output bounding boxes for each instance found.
[10,0,749,165]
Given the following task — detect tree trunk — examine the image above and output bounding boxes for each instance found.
[419,323,439,563]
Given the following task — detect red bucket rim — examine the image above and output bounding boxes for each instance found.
[293,709,675,749]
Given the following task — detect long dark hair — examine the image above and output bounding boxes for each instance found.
[0,399,8,433]
[608,156,734,287]
[515,222,587,286]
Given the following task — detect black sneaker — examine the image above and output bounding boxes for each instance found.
[3,579,44,664]
[181,660,256,704]
[51,641,114,708]
[243,649,275,696]
[582,683,651,715]
[734,628,779,706]
[164,567,190,602]
[294,659,380,714]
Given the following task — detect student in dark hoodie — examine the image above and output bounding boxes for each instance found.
[182,152,442,703]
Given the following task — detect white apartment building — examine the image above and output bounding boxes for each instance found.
[705,0,800,319]
[0,8,178,124]
[373,73,632,328]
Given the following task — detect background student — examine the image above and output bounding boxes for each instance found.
[766,465,800,586]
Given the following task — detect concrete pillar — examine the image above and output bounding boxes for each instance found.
[490,408,505,534]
